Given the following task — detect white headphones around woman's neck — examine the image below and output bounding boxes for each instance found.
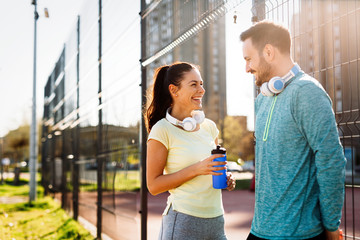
[166,108,205,131]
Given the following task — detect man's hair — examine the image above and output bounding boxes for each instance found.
[240,21,291,54]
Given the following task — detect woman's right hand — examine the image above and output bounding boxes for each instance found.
[147,139,226,195]
[193,154,227,176]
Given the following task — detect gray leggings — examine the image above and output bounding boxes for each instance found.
[158,207,227,240]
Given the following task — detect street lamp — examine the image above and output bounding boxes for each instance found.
[29,0,39,203]
[0,137,3,185]
[29,0,49,203]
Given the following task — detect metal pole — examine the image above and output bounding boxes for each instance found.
[72,15,81,221]
[29,0,39,203]
[0,137,3,185]
[61,131,66,208]
[140,0,148,239]
[97,0,103,238]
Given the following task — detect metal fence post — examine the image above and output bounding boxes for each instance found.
[97,0,103,238]
[72,14,81,222]
[140,0,148,239]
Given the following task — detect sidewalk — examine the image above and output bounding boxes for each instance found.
[3,171,358,239]
[71,183,255,240]
[0,171,256,239]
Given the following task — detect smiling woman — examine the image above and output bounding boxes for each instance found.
[145,61,236,240]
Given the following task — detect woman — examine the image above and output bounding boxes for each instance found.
[145,62,236,240]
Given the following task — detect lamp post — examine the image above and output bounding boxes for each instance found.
[29,0,39,202]
[29,0,48,203]
[0,137,3,185]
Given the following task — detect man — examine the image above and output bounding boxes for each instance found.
[240,21,346,240]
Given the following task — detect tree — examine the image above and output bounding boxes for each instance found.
[219,116,254,162]
[5,125,30,184]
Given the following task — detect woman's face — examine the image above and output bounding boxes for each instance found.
[172,68,205,112]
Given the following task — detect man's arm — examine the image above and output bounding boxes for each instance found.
[326,229,340,240]
[293,81,346,231]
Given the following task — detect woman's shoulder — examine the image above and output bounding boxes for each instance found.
[201,118,218,134]
[148,118,171,148]
[203,118,216,127]
[153,118,168,126]
[150,118,169,132]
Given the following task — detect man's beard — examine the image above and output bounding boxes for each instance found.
[254,57,272,87]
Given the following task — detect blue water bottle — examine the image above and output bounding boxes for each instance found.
[212,145,227,189]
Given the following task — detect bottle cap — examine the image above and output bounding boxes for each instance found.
[211,145,226,154]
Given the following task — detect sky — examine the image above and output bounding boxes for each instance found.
[0,0,254,137]
[225,1,255,129]
[0,0,86,137]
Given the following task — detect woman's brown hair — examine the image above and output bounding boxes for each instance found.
[145,62,198,132]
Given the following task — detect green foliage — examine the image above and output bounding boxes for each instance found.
[220,116,244,159]
[234,179,252,190]
[0,178,44,198]
[226,153,239,162]
[80,170,141,192]
[127,154,140,165]
[110,171,140,191]
[218,116,255,161]
[2,125,30,162]
[0,194,94,240]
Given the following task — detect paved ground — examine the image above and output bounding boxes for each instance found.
[68,173,255,240]
[2,171,359,239]
[60,179,360,240]
[146,172,255,239]
[49,189,254,240]
[0,196,28,204]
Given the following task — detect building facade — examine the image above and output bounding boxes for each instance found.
[145,0,227,123]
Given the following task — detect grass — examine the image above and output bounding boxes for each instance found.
[80,170,140,192]
[0,179,44,198]
[106,170,140,191]
[0,178,94,240]
[235,178,252,190]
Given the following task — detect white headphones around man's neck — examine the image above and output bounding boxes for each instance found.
[260,64,301,97]
[166,108,205,131]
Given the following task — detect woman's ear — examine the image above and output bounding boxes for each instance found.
[169,84,178,97]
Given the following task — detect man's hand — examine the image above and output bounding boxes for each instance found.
[325,228,340,240]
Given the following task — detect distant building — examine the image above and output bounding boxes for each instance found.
[145,0,227,123]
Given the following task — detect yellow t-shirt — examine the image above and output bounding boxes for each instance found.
[148,118,223,218]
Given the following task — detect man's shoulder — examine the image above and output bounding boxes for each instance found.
[289,73,326,95]
[293,73,321,86]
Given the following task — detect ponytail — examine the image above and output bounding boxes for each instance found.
[145,62,196,132]
[145,65,171,132]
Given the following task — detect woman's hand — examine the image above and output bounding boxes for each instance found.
[147,139,228,195]
[225,172,236,191]
[193,154,227,176]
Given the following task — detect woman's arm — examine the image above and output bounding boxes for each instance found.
[146,139,226,195]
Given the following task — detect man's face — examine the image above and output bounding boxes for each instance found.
[242,38,272,87]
